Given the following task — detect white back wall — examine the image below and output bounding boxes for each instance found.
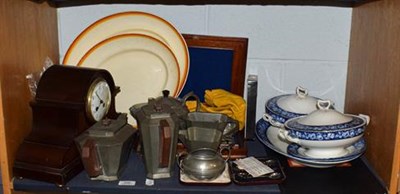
[58,5,352,122]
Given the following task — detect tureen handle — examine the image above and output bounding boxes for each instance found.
[316,99,332,110]
[296,86,308,99]
[262,113,284,128]
[358,114,370,125]
[278,129,301,144]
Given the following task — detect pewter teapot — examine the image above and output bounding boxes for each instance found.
[129,90,198,179]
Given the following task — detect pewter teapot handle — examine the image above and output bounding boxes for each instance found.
[129,102,147,118]
[181,91,201,112]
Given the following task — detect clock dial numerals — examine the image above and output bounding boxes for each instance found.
[89,79,111,122]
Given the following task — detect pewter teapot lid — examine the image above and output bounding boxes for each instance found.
[154,90,188,116]
[130,90,198,119]
[87,114,128,137]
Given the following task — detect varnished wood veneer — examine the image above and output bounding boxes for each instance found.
[0,0,59,193]
[346,0,400,193]
[182,34,248,97]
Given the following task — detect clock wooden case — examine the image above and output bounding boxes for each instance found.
[13,64,119,185]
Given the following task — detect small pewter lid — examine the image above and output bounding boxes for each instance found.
[88,114,127,137]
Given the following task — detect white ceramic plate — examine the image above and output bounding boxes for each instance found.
[78,34,180,125]
[63,11,189,95]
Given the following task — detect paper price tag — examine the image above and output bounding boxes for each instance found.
[234,156,274,177]
[145,178,154,186]
[118,180,136,186]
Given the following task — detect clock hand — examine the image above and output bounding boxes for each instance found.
[95,92,104,104]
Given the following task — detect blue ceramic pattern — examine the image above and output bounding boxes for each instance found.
[265,95,306,120]
[255,118,285,155]
[288,126,365,140]
[286,116,365,132]
[286,138,366,162]
[255,118,272,146]
[265,110,288,124]
[255,118,364,166]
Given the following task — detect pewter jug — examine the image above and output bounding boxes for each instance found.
[75,114,137,181]
[130,90,193,179]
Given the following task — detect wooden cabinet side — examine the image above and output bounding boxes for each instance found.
[346,0,400,193]
[0,1,59,194]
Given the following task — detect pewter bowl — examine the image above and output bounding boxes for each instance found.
[180,148,226,180]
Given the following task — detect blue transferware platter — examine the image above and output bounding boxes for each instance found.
[255,118,286,154]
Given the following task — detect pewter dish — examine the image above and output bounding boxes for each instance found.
[180,148,226,180]
[180,163,231,184]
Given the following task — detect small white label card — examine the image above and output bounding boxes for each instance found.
[145,178,155,186]
[234,156,274,177]
[118,180,136,186]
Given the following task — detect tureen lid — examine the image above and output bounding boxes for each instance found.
[284,99,369,132]
[266,86,318,116]
[297,100,352,125]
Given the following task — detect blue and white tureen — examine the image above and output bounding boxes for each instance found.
[280,100,370,159]
[264,86,319,125]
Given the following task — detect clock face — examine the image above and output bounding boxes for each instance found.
[86,78,112,122]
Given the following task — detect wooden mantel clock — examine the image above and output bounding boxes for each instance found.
[13,64,119,185]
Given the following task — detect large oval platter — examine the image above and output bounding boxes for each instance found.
[63,11,189,95]
[78,34,180,125]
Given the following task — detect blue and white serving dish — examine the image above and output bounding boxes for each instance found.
[280,100,370,159]
[255,118,366,168]
[264,86,319,125]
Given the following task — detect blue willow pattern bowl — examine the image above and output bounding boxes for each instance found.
[283,100,369,141]
[279,100,369,159]
[288,126,365,141]
[286,116,367,141]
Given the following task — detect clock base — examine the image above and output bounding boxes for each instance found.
[13,141,83,186]
[12,65,119,185]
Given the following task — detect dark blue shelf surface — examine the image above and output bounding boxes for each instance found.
[12,139,387,194]
[13,141,280,194]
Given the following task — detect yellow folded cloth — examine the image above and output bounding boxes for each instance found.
[185,89,246,130]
